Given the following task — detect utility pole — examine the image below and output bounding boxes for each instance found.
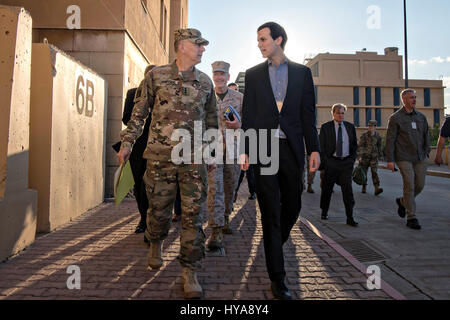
[404,0,409,89]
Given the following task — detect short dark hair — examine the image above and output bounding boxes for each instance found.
[257,22,288,50]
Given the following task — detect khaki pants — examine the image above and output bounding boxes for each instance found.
[396,160,427,220]
[207,163,241,227]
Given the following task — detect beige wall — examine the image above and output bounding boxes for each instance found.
[0,5,38,262]
[29,44,107,233]
[0,0,126,29]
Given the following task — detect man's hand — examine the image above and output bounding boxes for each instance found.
[117,147,131,165]
[225,118,241,129]
[309,152,320,173]
[239,154,250,171]
[387,162,395,172]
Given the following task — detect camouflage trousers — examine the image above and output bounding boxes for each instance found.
[143,160,207,270]
[359,158,380,186]
[207,163,241,228]
[302,155,316,187]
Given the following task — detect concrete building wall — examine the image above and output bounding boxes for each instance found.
[29,44,107,233]
[0,5,38,262]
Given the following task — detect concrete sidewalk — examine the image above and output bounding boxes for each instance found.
[0,185,400,300]
[301,167,450,300]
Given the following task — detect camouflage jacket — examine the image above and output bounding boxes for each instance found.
[120,60,218,162]
[357,131,383,160]
[216,88,243,160]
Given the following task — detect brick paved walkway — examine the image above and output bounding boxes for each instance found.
[0,189,394,300]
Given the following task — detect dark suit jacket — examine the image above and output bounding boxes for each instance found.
[241,60,320,168]
[112,88,152,158]
[319,120,357,169]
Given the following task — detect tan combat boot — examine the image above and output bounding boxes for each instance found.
[207,227,224,250]
[362,185,367,193]
[181,267,203,299]
[147,240,163,269]
[374,184,383,196]
[307,184,314,193]
[222,216,233,234]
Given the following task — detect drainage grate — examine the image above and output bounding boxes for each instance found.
[336,239,387,263]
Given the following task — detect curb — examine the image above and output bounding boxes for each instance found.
[379,164,450,178]
[300,217,407,300]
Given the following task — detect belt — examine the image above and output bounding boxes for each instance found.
[331,156,350,161]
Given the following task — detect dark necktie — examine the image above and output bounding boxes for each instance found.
[337,123,343,157]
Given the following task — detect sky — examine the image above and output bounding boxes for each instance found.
[188,0,450,114]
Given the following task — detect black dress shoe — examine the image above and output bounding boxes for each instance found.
[135,221,146,234]
[406,218,421,230]
[271,280,292,300]
[396,198,406,218]
[248,193,257,200]
[321,212,329,220]
[346,218,359,227]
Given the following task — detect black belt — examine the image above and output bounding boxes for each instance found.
[331,156,350,161]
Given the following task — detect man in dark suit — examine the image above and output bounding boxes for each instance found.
[122,77,152,235]
[240,22,320,300]
[319,103,358,227]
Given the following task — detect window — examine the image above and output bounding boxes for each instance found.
[311,63,319,77]
[434,109,440,126]
[375,108,381,126]
[353,87,359,106]
[424,88,431,106]
[375,87,381,106]
[159,0,168,50]
[393,88,400,106]
[353,108,360,127]
[365,87,372,106]
[366,108,372,126]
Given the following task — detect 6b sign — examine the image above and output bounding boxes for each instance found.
[76,75,95,117]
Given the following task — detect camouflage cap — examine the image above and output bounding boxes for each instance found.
[368,120,377,126]
[212,61,230,73]
[174,28,209,46]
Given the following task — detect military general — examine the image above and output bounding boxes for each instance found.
[118,28,218,299]
[206,61,243,252]
[357,119,384,195]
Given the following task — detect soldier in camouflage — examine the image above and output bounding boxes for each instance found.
[118,28,218,299]
[207,61,243,252]
[357,120,384,195]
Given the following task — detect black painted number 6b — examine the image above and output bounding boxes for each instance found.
[76,75,94,117]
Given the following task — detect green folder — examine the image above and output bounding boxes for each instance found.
[114,161,135,206]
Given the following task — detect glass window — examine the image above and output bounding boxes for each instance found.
[375,108,381,126]
[353,87,359,106]
[365,87,372,106]
[366,108,372,126]
[434,109,440,126]
[424,88,431,107]
[375,87,381,106]
[393,88,400,106]
[353,108,360,127]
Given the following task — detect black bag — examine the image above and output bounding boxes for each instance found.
[352,164,367,185]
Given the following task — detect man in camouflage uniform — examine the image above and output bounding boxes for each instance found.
[118,28,218,299]
[207,61,243,251]
[357,119,383,195]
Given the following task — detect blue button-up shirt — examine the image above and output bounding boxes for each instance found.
[268,57,288,104]
[268,57,288,138]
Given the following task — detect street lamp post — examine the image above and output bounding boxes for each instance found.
[404,0,409,89]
